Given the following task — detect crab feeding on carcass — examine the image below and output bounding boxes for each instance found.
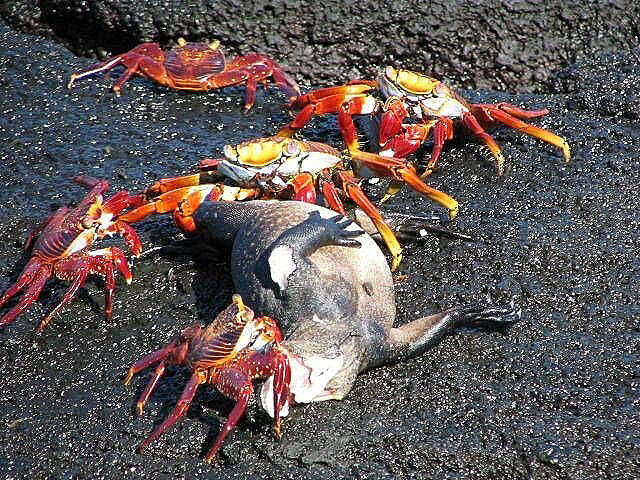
[123,199,519,463]
[118,136,459,270]
[0,176,144,332]
[125,294,290,464]
[67,38,300,111]
[278,66,570,184]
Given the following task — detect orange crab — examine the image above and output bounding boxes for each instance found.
[67,38,301,111]
[117,136,459,270]
[278,67,570,180]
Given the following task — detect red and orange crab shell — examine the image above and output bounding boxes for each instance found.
[124,294,291,463]
[67,38,301,111]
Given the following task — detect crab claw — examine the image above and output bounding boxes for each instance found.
[350,150,459,219]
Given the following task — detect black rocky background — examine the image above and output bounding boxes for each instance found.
[1,1,640,92]
[0,3,639,480]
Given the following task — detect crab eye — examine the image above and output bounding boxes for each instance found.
[81,216,94,229]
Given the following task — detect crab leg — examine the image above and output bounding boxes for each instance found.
[224,54,301,102]
[281,93,381,154]
[101,258,117,319]
[104,221,143,257]
[337,96,379,153]
[288,83,376,109]
[67,55,125,89]
[461,112,507,176]
[118,185,223,225]
[34,247,132,332]
[138,373,203,453]
[335,170,403,270]
[422,118,455,178]
[244,76,259,112]
[349,151,459,219]
[279,84,377,138]
[0,264,51,328]
[378,97,411,145]
[318,171,346,215]
[112,63,141,94]
[101,189,146,213]
[35,267,88,333]
[146,173,216,194]
[477,102,549,120]
[271,351,291,438]
[269,66,301,98]
[91,247,132,319]
[205,62,269,111]
[120,184,260,234]
[135,361,168,415]
[288,172,317,203]
[0,258,46,309]
[124,340,181,385]
[473,106,571,162]
[204,369,254,463]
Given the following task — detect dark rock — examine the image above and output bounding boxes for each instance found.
[1,1,639,92]
[1,14,640,480]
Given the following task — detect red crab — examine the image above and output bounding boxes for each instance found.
[278,66,570,183]
[125,294,291,463]
[0,176,144,332]
[67,38,301,111]
[117,136,459,270]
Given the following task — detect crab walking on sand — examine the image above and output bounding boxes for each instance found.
[68,38,300,111]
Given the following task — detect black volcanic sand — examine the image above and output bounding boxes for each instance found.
[1,20,640,480]
[2,0,640,93]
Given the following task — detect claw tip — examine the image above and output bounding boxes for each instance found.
[390,253,403,272]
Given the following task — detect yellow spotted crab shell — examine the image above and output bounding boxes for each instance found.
[384,66,441,95]
[378,66,468,118]
[219,137,344,189]
[225,137,299,167]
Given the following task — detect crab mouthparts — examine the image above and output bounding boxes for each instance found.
[260,347,344,418]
